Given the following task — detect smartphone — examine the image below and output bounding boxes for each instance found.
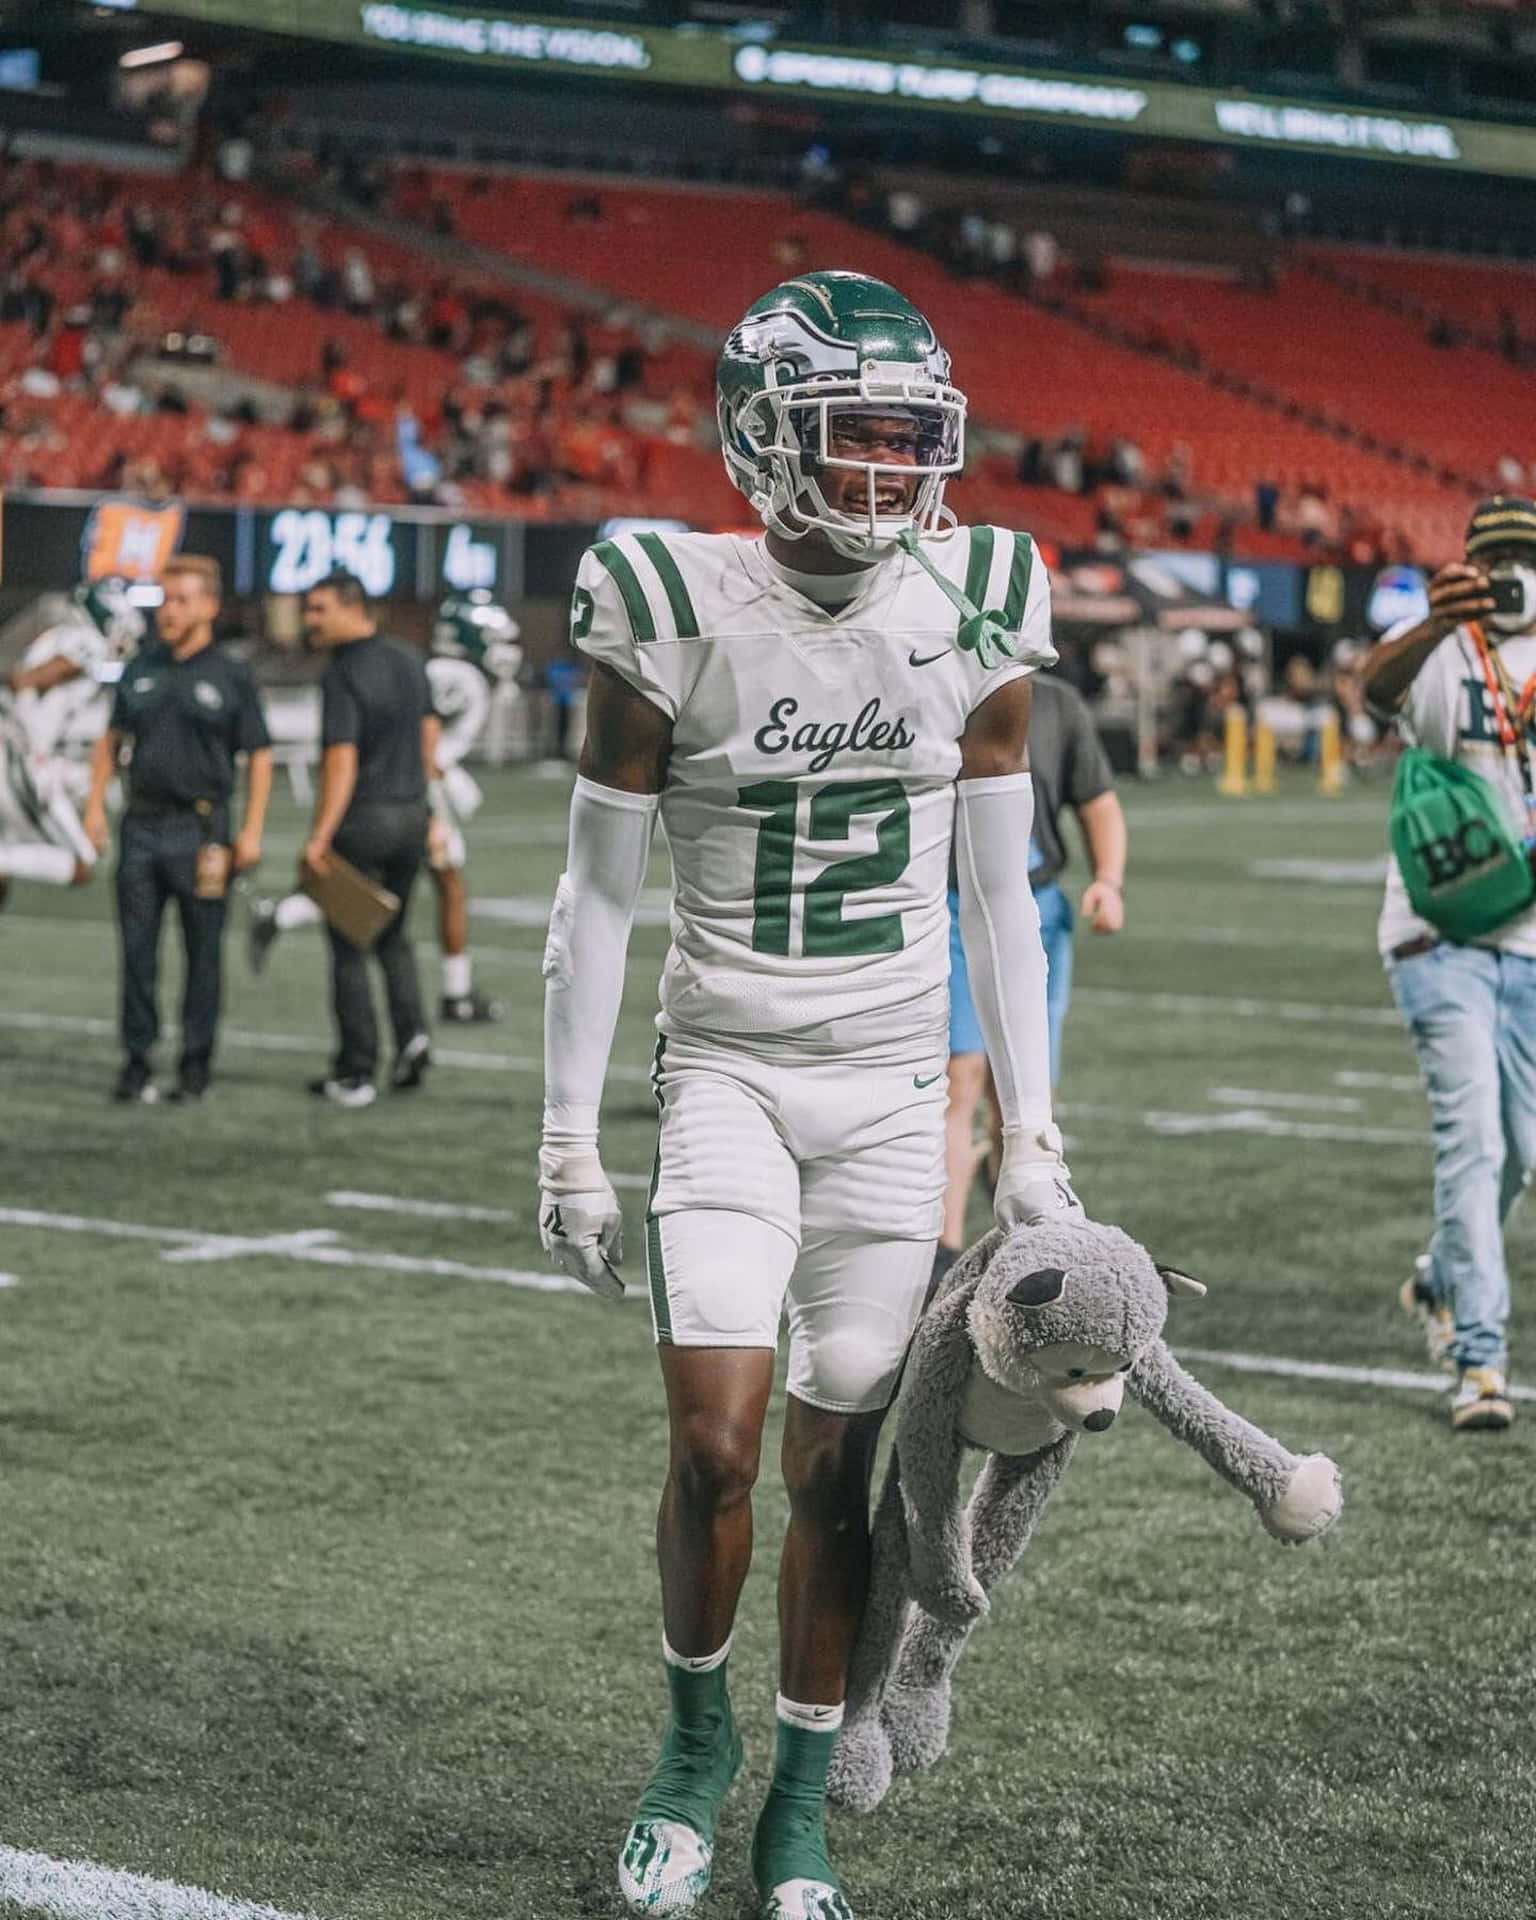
[1490,573,1527,617]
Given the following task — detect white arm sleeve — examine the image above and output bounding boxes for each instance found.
[954,772,1054,1137]
[541,774,659,1166]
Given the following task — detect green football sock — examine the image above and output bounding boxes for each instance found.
[632,1647,743,1841]
[750,1707,844,1897]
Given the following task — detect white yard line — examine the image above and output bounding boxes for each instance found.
[1074,987,1401,1029]
[1334,1069,1420,1093]
[1176,1346,1536,1404]
[0,1205,637,1299]
[1141,1109,1424,1144]
[1208,1085,1363,1114]
[325,1179,649,1226]
[2,1203,1519,1402]
[0,1010,652,1083]
[0,1844,321,1920]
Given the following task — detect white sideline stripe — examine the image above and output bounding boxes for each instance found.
[325,1179,648,1223]
[1074,987,1400,1029]
[1142,1108,1424,1144]
[1208,1085,1363,1114]
[1335,1069,1420,1092]
[0,1272,18,1288]
[0,1011,652,1083]
[0,1843,321,1920]
[3,995,1404,1050]
[0,1205,633,1298]
[1176,1346,1536,1404]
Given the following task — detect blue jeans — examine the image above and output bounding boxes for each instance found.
[948,881,1075,1085]
[1387,943,1536,1370]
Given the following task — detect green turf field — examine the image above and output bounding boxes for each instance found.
[1,766,1532,1920]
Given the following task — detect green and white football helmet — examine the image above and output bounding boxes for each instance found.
[717,269,966,559]
[432,590,523,679]
[72,577,146,656]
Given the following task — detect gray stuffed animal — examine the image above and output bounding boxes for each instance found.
[828,1217,1342,1814]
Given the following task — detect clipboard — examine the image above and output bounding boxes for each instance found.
[299,850,399,950]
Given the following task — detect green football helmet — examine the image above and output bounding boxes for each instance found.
[432,590,522,679]
[72,576,146,656]
[717,270,965,559]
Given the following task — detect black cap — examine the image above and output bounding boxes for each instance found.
[1466,494,1536,560]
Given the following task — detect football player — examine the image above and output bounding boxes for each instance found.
[424,590,522,1022]
[539,271,1081,1920]
[0,578,145,900]
[248,590,520,1021]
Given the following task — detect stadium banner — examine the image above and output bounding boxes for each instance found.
[111,0,1536,180]
[1,493,1426,638]
[0,495,524,601]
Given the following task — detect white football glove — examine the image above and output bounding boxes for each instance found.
[538,1141,624,1298]
[993,1124,1084,1228]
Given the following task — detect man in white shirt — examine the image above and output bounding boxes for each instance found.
[1362,494,1536,1432]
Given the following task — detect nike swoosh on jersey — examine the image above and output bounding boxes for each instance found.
[907,648,950,668]
[913,1072,944,1088]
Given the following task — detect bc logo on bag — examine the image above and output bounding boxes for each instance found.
[1389,747,1536,942]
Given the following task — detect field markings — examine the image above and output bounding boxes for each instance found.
[1073,986,1401,1029]
[1138,1109,1424,1144]
[0,1204,638,1299]
[1335,1068,1420,1093]
[0,1199,1515,1402]
[1208,1085,1363,1114]
[0,1842,320,1920]
[0,1010,653,1083]
[325,1174,650,1226]
[1177,1345,1536,1404]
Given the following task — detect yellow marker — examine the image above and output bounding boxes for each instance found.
[1318,710,1347,795]
[1253,718,1277,794]
[1217,705,1249,797]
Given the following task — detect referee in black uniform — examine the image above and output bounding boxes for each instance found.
[83,554,272,1104]
[299,570,433,1108]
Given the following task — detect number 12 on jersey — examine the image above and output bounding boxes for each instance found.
[739,778,910,958]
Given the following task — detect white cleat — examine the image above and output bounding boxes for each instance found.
[619,1819,716,1916]
[762,1879,855,1920]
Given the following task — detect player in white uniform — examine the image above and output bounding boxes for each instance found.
[0,579,144,900]
[424,591,522,1021]
[247,591,520,1021]
[538,272,1082,1920]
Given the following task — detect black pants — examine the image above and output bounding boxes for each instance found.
[328,800,428,1079]
[116,808,228,1074]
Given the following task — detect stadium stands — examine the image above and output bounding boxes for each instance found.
[10,152,1536,560]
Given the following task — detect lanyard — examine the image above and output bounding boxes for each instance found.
[1470,622,1536,806]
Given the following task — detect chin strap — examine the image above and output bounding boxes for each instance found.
[897,531,1021,670]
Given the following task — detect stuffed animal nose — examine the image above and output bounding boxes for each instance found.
[1082,1407,1116,1433]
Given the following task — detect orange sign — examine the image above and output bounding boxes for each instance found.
[81,498,186,583]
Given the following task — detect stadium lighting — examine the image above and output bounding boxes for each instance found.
[119,41,183,69]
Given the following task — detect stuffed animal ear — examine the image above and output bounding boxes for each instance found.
[1007,1267,1067,1308]
[1157,1265,1207,1298]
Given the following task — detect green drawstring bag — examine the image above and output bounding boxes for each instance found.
[1389,746,1536,943]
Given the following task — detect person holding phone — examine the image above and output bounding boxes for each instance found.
[1362,494,1536,1431]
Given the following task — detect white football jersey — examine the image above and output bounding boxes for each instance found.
[572,526,1055,1063]
[15,618,114,760]
[426,654,491,773]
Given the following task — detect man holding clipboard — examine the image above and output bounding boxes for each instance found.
[299,570,434,1109]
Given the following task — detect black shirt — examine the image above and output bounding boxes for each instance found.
[110,639,270,808]
[947,674,1115,891]
[1025,675,1116,886]
[320,632,429,809]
